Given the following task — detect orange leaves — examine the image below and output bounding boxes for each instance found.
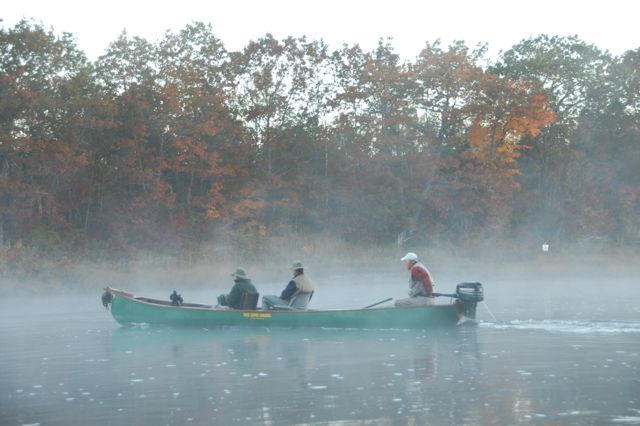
[464,75,556,180]
[229,196,268,221]
[4,23,635,256]
[205,206,223,220]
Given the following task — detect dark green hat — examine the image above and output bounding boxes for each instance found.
[232,267,249,279]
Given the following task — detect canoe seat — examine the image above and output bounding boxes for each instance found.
[262,292,312,310]
[241,292,259,310]
[288,292,312,308]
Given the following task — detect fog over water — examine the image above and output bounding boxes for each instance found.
[1,254,639,425]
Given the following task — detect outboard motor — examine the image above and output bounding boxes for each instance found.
[455,282,484,319]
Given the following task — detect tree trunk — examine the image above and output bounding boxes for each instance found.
[187,170,194,210]
[323,138,330,219]
[84,197,91,228]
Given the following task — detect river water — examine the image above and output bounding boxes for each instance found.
[1,270,639,425]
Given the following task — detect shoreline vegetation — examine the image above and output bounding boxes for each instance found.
[1,20,638,293]
[1,234,638,296]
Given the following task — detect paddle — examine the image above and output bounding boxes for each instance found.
[363,297,393,309]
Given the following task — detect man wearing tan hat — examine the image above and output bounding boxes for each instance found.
[262,261,315,310]
[217,267,258,309]
[395,252,435,307]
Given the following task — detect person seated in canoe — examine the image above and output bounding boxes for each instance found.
[262,261,315,310]
[217,267,259,310]
[395,252,435,307]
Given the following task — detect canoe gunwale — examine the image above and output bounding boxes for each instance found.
[105,287,458,314]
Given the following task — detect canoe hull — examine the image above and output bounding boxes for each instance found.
[107,288,465,329]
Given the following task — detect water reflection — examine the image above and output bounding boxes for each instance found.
[105,326,485,424]
[2,300,639,425]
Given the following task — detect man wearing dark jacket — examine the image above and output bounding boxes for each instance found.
[217,267,258,309]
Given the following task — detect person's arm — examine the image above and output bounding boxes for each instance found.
[217,294,228,306]
[408,281,423,297]
[280,280,297,300]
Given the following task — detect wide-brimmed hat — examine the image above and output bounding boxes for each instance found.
[290,260,304,270]
[232,267,249,279]
[400,252,418,262]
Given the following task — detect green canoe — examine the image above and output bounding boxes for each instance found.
[102,283,483,329]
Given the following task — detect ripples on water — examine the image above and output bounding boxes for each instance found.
[483,319,640,334]
[1,279,640,425]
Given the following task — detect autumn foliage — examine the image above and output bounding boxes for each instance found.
[1,21,638,272]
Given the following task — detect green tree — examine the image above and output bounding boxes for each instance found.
[326,40,421,241]
[492,35,611,241]
[571,48,640,243]
[229,34,334,234]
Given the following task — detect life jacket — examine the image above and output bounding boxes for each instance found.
[292,274,314,295]
[409,262,434,296]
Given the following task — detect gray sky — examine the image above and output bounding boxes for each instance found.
[3,0,639,60]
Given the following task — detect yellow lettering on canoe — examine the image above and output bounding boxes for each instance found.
[243,312,271,319]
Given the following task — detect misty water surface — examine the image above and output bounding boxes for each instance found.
[1,269,640,425]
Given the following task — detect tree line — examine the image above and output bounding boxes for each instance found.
[1,20,638,270]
